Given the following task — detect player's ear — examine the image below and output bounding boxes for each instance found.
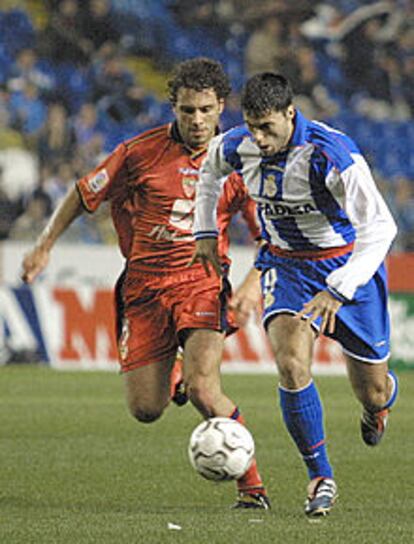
[218,99,225,114]
[286,105,295,119]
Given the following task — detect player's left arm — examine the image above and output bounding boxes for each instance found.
[296,151,397,334]
[325,154,397,301]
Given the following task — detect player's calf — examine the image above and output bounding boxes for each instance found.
[360,370,398,447]
[170,351,189,407]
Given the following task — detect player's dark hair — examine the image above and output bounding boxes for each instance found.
[241,73,293,117]
[168,57,231,104]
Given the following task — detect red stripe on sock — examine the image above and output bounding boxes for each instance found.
[310,439,326,450]
[229,408,265,493]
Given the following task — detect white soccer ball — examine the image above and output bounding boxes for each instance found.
[188,417,255,481]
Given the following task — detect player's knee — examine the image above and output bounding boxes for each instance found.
[129,404,164,424]
[276,351,310,389]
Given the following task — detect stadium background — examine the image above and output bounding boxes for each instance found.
[0,0,413,372]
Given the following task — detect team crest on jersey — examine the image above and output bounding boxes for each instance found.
[88,169,109,193]
[263,174,278,198]
[182,176,197,198]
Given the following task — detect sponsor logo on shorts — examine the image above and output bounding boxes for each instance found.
[88,169,109,193]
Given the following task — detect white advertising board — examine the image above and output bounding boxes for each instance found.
[0,241,346,373]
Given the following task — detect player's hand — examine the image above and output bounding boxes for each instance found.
[21,246,50,284]
[230,268,261,326]
[295,290,342,335]
[188,238,222,277]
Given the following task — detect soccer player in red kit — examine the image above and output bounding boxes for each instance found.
[21,57,270,510]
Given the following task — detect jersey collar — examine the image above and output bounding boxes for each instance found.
[169,121,220,159]
[289,109,308,147]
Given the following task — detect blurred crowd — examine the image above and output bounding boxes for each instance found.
[0,0,413,251]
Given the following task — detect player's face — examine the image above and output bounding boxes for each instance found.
[174,87,224,149]
[244,106,295,156]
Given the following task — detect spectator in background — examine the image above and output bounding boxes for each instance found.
[220,91,243,131]
[0,165,21,240]
[91,52,159,129]
[27,166,53,216]
[9,193,50,242]
[0,85,25,149]
[244,16,287,77]
[37,103,76,168]
[43,161,76,208]
[401,54,414,116]
[392,176,414,251]
[39,0,93,66]
[91,52,134,123]
[169,0,231,41]
[341,16,382,96]
[72,102,105,167]
[120,83,162,129]
[73,103,102,146]
[9,82,47,138]
[7,48,55,101]
[287,44,338,119]
[81,0,120,52]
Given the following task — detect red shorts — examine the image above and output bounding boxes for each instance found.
[114,265,236,372]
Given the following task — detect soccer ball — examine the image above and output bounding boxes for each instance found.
[188,417,255,481]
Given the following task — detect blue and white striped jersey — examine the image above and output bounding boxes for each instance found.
[194,110,397,300]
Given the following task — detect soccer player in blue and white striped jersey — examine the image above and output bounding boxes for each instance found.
[191,73,399,517]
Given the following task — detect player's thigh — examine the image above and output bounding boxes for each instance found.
[117,288,178,373]
[123,357,176,421]
[266,314,315,387]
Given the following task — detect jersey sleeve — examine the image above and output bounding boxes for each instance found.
[238,186,261,241]
[77,143,128,213]
[194,134,233,239]
[326,154,397,300]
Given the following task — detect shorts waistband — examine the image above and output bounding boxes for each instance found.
[266,242,354,260]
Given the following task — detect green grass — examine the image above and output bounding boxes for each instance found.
[1,367,413,544]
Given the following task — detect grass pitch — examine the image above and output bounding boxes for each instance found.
[0,366,413,544]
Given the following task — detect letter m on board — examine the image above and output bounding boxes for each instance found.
[54,289,117,361]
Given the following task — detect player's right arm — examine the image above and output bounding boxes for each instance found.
[22,143,128,284]
[192,134,233,275]
[21,186,84,283]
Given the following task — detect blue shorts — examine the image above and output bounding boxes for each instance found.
[255,246,391,363]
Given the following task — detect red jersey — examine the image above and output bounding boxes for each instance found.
[77,123,260,270]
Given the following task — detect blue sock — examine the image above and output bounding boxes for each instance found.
[383,370,399,410]
[279,381,333,480]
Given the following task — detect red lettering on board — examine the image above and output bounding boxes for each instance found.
[53,289,117,360]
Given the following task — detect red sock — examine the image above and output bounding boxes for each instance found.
[229,407,266,495]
